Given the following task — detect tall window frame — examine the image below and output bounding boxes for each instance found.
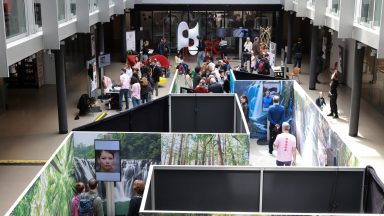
[4,0,28,42]
[355,0,382,28]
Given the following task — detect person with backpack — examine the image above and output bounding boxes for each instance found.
[71,182,85,216]
[78,178,104,216]
[140,73,152,103]
[127,179,145,216]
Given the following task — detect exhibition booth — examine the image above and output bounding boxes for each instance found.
[7,94,250,216]
[5,79,384,215]
[141,165,384,215]
[169,70,358,167]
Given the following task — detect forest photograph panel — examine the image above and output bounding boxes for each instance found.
[161,134,249,166]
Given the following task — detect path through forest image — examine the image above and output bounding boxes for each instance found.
[161,134,249,165]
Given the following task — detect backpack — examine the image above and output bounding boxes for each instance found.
[258,59,270,75]
[78,193,96,216]
[140,77,149,87]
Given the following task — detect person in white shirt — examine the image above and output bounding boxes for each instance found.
[219,37,228,59]
[241,37,253,69]
[130,76,141,108]
[125,64,133,79]
[119,69,130,111]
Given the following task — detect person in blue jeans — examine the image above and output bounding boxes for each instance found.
[197,36,205,67]
[119,69,130,111]
[267,96,285,155]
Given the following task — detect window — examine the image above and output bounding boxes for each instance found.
[89,0,98,12]
[57,0,65,21]
[4,0,27,39]
[327,0,340,15]
[33,0,42,28]
[308,0,316,8]
[70,0,76,18]
[357,0,382,27]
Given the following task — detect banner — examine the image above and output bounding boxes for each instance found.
[126,31,136,51]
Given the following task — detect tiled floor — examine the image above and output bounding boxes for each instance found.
[0,54,384,215]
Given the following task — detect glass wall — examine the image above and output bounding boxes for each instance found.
[4,0,27,39]
[362,48,384,114]
[153,11,170,48]
[357,0,382,27]
[139,10,274,53]
[140,11,153,41]
[189,11,207,39]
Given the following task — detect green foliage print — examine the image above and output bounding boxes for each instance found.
[12,135,76,216]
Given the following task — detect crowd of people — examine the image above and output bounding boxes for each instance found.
[71,178,145,216]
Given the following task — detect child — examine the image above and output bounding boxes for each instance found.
[316,91,326,111]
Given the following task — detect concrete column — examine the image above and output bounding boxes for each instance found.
[309,25,318,90]
[349,42,365,137]
[287,12,293,64]
[97,23,105,97]
[276,10,283,54]
[121,14,127,63]
[0,78,6,114]
[53,41,68,134]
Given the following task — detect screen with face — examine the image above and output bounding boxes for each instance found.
[95,139,121,182]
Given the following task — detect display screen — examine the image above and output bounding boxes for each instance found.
[232,28,249,38]
[95,139,121,182]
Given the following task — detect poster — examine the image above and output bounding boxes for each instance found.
[95,139,121,182]
[126,31,136,51]
[91,63,97,92]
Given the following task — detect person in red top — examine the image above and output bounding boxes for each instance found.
[194,79,209,93]
[70,182,85,216]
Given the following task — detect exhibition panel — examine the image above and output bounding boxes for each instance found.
[9,134,75,215]
[141,166,367,214]
[292,82,358,166]
[74,94,248,134]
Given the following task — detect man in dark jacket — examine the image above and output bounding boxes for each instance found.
[267,96,285,155]
[327,70,339,118]
[151,62,162,97]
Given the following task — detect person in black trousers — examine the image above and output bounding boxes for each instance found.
[327,70,339,118]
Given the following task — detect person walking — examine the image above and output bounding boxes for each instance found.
[327,69,339,118]
[219,37,228,60]
[197,36,205,67]
[241,37,253,69]
[119,68,130,111]
[293,38,303,68]
[267,96,285,155]
[274,122,297,166]
[158,37,169,57]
